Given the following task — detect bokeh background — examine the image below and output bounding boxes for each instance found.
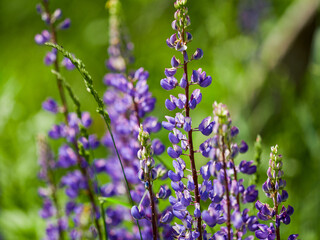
[0,0,320,239]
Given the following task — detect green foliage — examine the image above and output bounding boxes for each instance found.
[99,197,131,209]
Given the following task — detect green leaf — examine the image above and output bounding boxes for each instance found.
[98,197,131,209]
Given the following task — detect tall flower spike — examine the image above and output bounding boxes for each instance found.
[36,1,105,239]
[162,0,214,238]
[255,145,298,240]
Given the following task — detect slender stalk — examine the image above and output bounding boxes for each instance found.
[272,150,281,240]
[221,138,231,240]
[232,164,240,207]
[100,203,109,240]
[90,148,109,240]
[104,124,133,204]
[146,173,158,240]
[273,190,280,239]
[41,2,103,235]
[38,135,65,240]
[182,48,203,238]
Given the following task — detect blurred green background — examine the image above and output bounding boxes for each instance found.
[0,0,320,239]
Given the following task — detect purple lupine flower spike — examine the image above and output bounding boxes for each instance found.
[36,1,105,237]
[161,1,219,239]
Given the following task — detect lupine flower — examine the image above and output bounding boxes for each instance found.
[61,56,75,70]
[42,97,59,113]
[35,0,301,239]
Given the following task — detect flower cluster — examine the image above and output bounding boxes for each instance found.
[255,145,298,240]
[35,0,300,239]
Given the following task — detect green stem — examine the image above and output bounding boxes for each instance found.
[100,203,109,240]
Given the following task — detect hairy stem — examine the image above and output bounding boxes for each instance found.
[273,192,280,239]
[182,51,203,239]
[146,173,158,240]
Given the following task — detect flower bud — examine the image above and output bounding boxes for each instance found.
[186,32,192,41]
[58,18,71,30]
[52,9,62,22]
[171,20,178,30]
[161,211,173,223]
[179,73,187,88]
[193,48,203,60]
[131,206,143,220]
